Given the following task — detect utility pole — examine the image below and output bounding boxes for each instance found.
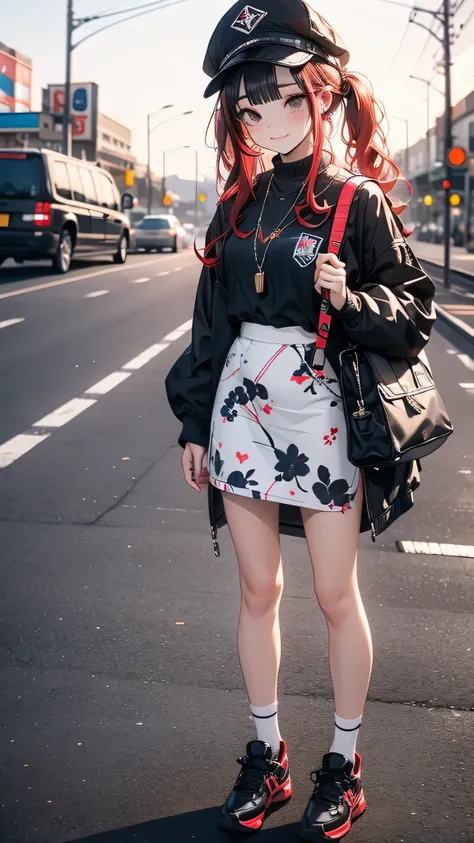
[62,0,73,156]
[442,0,452,288]
[406,3,454,287]
[162,149,166,206]
[194,150,199,227]
[147,113,152,214]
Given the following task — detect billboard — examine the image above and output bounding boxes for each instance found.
[48,82,98,142]
[0,47,32,113]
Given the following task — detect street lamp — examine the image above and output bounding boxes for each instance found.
[409,75,444,177]
[162,145,191,207]
[147,104,174,215]
[147,112,193,213]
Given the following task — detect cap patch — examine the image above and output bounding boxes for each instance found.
[231,5,268,34]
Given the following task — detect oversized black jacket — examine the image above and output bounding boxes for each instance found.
[165,163,437,552]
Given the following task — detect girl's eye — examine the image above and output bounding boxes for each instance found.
[237,109,261,126]
[286,95,306,111]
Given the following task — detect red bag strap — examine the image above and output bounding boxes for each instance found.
[312,175,369,376]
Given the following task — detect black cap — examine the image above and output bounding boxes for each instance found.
[203,0,349,98]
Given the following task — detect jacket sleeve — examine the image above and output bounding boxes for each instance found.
[165,210,222,449]
[332,181,436,358]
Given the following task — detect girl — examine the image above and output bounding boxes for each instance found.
[166,2,436,839]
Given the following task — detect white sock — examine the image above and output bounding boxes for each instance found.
[249,701,282,757]
[329,712,362,765]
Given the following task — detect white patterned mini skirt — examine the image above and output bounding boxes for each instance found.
[208,322,360,512]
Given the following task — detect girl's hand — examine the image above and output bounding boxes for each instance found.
[182,443,209,492]
[314,253,347,311]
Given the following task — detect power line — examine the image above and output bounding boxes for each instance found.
[389,17,414,69]
[74,0,188,48]
[409,1,444,74]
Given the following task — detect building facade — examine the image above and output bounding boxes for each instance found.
[0,82,135,191]
[0,42,32,113]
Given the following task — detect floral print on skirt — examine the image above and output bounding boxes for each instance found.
[208,323,360,512]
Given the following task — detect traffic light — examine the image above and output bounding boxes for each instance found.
[442,179,451,190]
[163,192,172,207]
[450,193,461,206]
[198,192,207,203]
[447,146,467,167]
[124,168,134,187]
[423,194,434,207]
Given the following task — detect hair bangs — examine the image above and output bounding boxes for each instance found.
[226,61,287,112]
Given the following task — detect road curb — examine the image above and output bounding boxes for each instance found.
[434,302,474,344]
[417,256,474,281]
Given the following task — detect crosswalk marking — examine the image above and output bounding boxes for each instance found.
[0,318,25,329]
[122,343,169,371]
[0,317,193,471]
[32,398,97,428]
[397,540,474,558]
[85,372,131,395]
[0,433,50,469]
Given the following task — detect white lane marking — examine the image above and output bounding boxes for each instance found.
[85,372,131,395]
[0,318,25,329]
[459,383,474,389]
[0,433,50,469]
[32,398,97,429]
[157,271,170,277]
[446,348,457,355]
[173,266,182,272]
[122,343,169,371]
[0,255,191,300]
[0,318,193,471]
[85,290,109,298]
[132,277,150,284]
[162,319,193,342]
[458,469,472,475]
[397,540,474,558]
[458,353,474,371]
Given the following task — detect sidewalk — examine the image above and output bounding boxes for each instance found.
[412,240,474,276]
[411,241,474,340]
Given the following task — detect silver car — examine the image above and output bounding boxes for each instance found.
[134,214,185,252]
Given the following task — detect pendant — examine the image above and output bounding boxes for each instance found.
[255,271,265,294]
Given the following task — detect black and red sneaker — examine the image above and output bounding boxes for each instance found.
[218,739,292,833]
[299,751,367,841]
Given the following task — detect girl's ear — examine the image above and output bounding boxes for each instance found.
[319,90,333,114]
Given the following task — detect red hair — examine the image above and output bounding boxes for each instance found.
[198,58,409,268]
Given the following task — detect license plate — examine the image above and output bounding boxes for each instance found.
[0,214,9,227]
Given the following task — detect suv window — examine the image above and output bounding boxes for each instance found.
[54,160,72,200]
[137,218,171,230]
[0,153,45,198]
[78,167,97,205]
[93,170,118,209]
[68,164,85,203]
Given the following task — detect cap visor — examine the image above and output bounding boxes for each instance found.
[203,43,319,98]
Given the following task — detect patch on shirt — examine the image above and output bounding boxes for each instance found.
[231,5,267,34]
[293,233,324,267]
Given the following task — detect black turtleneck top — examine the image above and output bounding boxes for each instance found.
[165,150,437,450]
[223,151,342,332]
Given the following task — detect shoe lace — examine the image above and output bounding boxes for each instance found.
[309,768,349,806]
[235,754,272,794]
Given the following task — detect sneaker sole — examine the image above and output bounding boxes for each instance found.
[299,792,367,841]
[219,775,292,834]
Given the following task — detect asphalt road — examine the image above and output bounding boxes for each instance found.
[1,251,473,843]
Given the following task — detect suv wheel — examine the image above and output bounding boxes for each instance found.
[113,233,128,264]
[53,229,73,274]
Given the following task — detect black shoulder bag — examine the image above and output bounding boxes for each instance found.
[312,175,453,469]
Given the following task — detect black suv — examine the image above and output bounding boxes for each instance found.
[0,149,133,273]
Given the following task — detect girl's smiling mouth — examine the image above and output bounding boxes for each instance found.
[270,133,290,140]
